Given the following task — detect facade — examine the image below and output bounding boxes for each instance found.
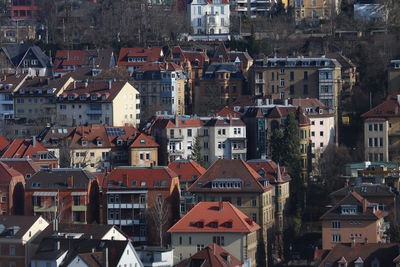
[288,0,340,26]
[211,43,253,75]
[40,125,158,172]
[0,162,25,215]
[233,0,274,17]
[57,80,140,127]
[188,0,230,40]
[133,62,185,116]
[11,0,40,19]
[0,74,28,120]
[117,47,164,75]
[0,216,49,267]
[361,95,400,162]
[135,246,174,267]
[320,192,389,250]
[168,202,260,266]
[0,158,41,180]
[101,166,181,245]
[148,115,247,166]
[196,62,244,115]
[25,168,100,224]
[388,60,400,95]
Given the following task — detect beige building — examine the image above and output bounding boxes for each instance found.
[168,202,260,267]
[285,0,340,26]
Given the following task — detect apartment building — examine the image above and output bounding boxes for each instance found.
[388,59,400,95]
[0,74,28,120]
[326,52,358,95]
[101,166,181,245]
[233,0,274,17]
[320,192,389,250]
[11,0,40,19]
[287,0,340,26]
[148,115,247,166]
[252,56,342,114]
[0,162,25,215]
[132,62,185,116]
[40,125,158,172]
[52,49,116,77]
[57,80,140,127]
[168,202,260,266]
[361,95,400,162]
[196,62,244,115]
[188,0,230,40]
[117,47,164,75]
[0,216,49,267]
[25,169,100,224]
[0,158,41,180]
[211,43,254,74]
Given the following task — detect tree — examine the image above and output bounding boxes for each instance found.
[147,194,170,247]
[191,136,205,167]
[282,112,301,180]
[270,129,284,164]
[256,235,267,267]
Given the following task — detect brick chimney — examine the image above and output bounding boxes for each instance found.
[67,176,74,188]
[362,198,367,214]
[229,114,232,126]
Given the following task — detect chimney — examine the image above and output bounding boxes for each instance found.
[229,114,233,126]
[123,174,128,186]
[351,237,356,247]
[362,198,367,214]
[67,176,74,188]
[102,247,109,267]
[364,237,368,244]
[92,248,95,253]
[284,99,288,106]
[150,162,154,169]
[108,80,112,90]
[213,243,216,255]
[32,136,36,148]
[67,50,70,60]
[73,81,76,89]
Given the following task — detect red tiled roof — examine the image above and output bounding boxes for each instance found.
[135,62,183,72]
[182,50,209,69]
[361,95,400,118]
[189,159,273,193]
[168,160,206,182]
[1,139,50,159]
[0,134,9,151]
[0,159,40,177]
[247,159,291,184]
[214,106,242,118]
[168,202,260,233]
[0,74,28,93]
[103,166,178,189]
[0,161,24,184]
[297,107,311,126]
[129,133,159,148]
[76,252,102,267]
[117,47,163,67]
[175,243,242,267]
[53,50,86,72]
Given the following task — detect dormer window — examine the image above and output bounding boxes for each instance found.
[68,95,74,100]
[117,139,123,146]
[341,205,357,215]
[38,88,42,94]
[29,89,33,94]
[80,95,86,100]
[82,140,88,146]
[91,95,97,100]
[102,94,107,100]
[19,89,24,94]
[59,95,64,101]
[97,140,103,146]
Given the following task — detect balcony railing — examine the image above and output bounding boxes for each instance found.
[107,203,147,209]
[34,206,57,212]
[86,109,102,115]
[71,205,87,212]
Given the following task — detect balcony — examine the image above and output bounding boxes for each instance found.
[71,205,87,212]
[378,222,390,233]
[107,203,147,209]
[0,100,13,105]
[86,109,102,115]
[255,79,263,84]
[34,206,57,213]
[169,135,184,140]
[169,149,185,155]
[107,219,141,225]
[231,147,247,154]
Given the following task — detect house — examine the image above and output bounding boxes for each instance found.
[211,43,254,74]
[117,47,164,75]
[148,114,247,166]
[168,159,206,214]
[286,0,340,26]
[40,125,158,172]
[174,243,243,267]
[168,201,260,266]
[320,191,389,250]
[196,62,245,115]
[56,80,140,127]
[132,62,185,116]
[1,137,58,169]
[25,168,100,224]
[361,94,400,162]
[0,215,49,267]
[31,238,143,267]
[0,73,28,120]
[318,242,400,267]
[11,0,40,19]
[0,158,41,180]
[52,49,116,77]
[187,0,230,41]
[101,166,181,245]
[188,159,274,258]
[136,246,174,267]
[0,162,25,215]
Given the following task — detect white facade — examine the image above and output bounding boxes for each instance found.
[188,0,230,36]
[310,115,335,154]
[136,248,174,267]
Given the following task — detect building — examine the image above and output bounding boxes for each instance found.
[117,47,164,75]
[0,215,49,267]
[196,62,244,115]
[132,62,185,116]
[320,191,389,250]
[233,0,274,17]
[101,166,181,245]
[0,24,36,44]
[148,115,247,166]
[388,60,400,95]
[57,80,140,127]
[25,168,100,224]
[211,43,253,75]
[0,44,51,76]
[318,242,400,267]
[326,52,357,96]
[0,158,41,179]
[187,0,230,41]
[135,246,174,267]
[168,201,260,266]
[0,161,25,215]
[361,95,400,162]
[40,125,158,172]
[1,138,58,169]
[0,73,28,120]
[175,243,243,267]
[288,0,340,26]
[52,49,116,77]
[11,0,40,19]
[168,159,206,214]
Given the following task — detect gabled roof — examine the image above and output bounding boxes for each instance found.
[0,158,41,177]
[212,43,230,62]
[117,47,163,67]
[129,133,159,148]
[361,95,400,118]
[103,166,178,190]
[168,159,206,183]
[0,73,28,93]
[2,44,49,68]
[74,252,102,267]
[0,215,45,239]
[291,98,334,117]
[318,243,400,267]
[135,61,183,72]
[0,161,24,184]
[330,184,395,199]
[168,202,260,233]
[189,159,273,193]
[53,50,86,71]
[1,138,56,161]
[247,159,291,184]
[213,106,242,118]
[175,243,242,267]
[297,107,311,126]
[20,46,51,68]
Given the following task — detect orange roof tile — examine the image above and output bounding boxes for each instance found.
[168,202,260,233]
[117,47,163,67]
[168,159,206,182]
[1,139,52,160]
[0,134,9,151]
[129,133,159,148]
[361,95,400,118]
[0,161,24,184]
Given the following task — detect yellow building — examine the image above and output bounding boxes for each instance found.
[287,0,340,26]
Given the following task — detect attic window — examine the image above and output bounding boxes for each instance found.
[161,180,167,187]
[32,182,40,188]
[82,140,88,146]
[197,182,203,187]
[374,109,382,114]
[97,140,103,146]
[245,182,251,187]
[140,139,145,144]
[154,181,160,187]
[108,181,114,186]
[131,180,137,186]
[80,95,86,100]
[68,95,74,100]
[117,139,123,146]
[140,181,146,187]
[59,95,64,100]
[91,95,98,100]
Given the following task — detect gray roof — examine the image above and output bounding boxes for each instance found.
[2,44,50,68]
[0,215,43,239]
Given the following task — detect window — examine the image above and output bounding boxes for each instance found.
[271,72,274,81]
[320,142,324,147]
[369,138,373,147]
[280,78,285,87]
[290,85,294,95]
[187,129,192,137]
[332,234,341,243]
[320,131,324,136]
[379,123,383,131]
[213,236,224,246]
[280,68,285,74]
[197,244,204,251]
[237,197,242,206]
[189,236,192,245]
[380,138,383,147]
[332,221,340,229]
[290,71,294,81]
[303,84,308,94]
[1,193,6,203]
[312,0,316,5]
[179,236,182,245]
[10,246,15,256]
[311,131,315,137]
[252,213,257,222]
[251,197,257,206]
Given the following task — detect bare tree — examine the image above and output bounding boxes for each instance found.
[147,194,170,247]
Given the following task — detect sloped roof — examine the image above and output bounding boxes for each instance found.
[168,159,206,183]
[1,138,55,160]
[168,202,260,233]
[0,74,28,93]
[0,161,24,184]
[175,243,242,267]
[75,252,102,267]
[2,44,41,67]
[53,50,86,71]
[212,43,229,62]
[0,134,9,151]
[135,61,183,72]
[129,133,159,148]
[0,158,41,177]
[213,106,242,118]
[117,47,163,67]
[0,215,44,239]
[330,184,395,199]
[361,95,400,118]
[189,159,273,193]
[246,159,291,184]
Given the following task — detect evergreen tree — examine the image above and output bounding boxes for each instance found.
[282,112,301,179]
[255,235,267,267]
[191,136,205,167]
[270,129,284,164]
